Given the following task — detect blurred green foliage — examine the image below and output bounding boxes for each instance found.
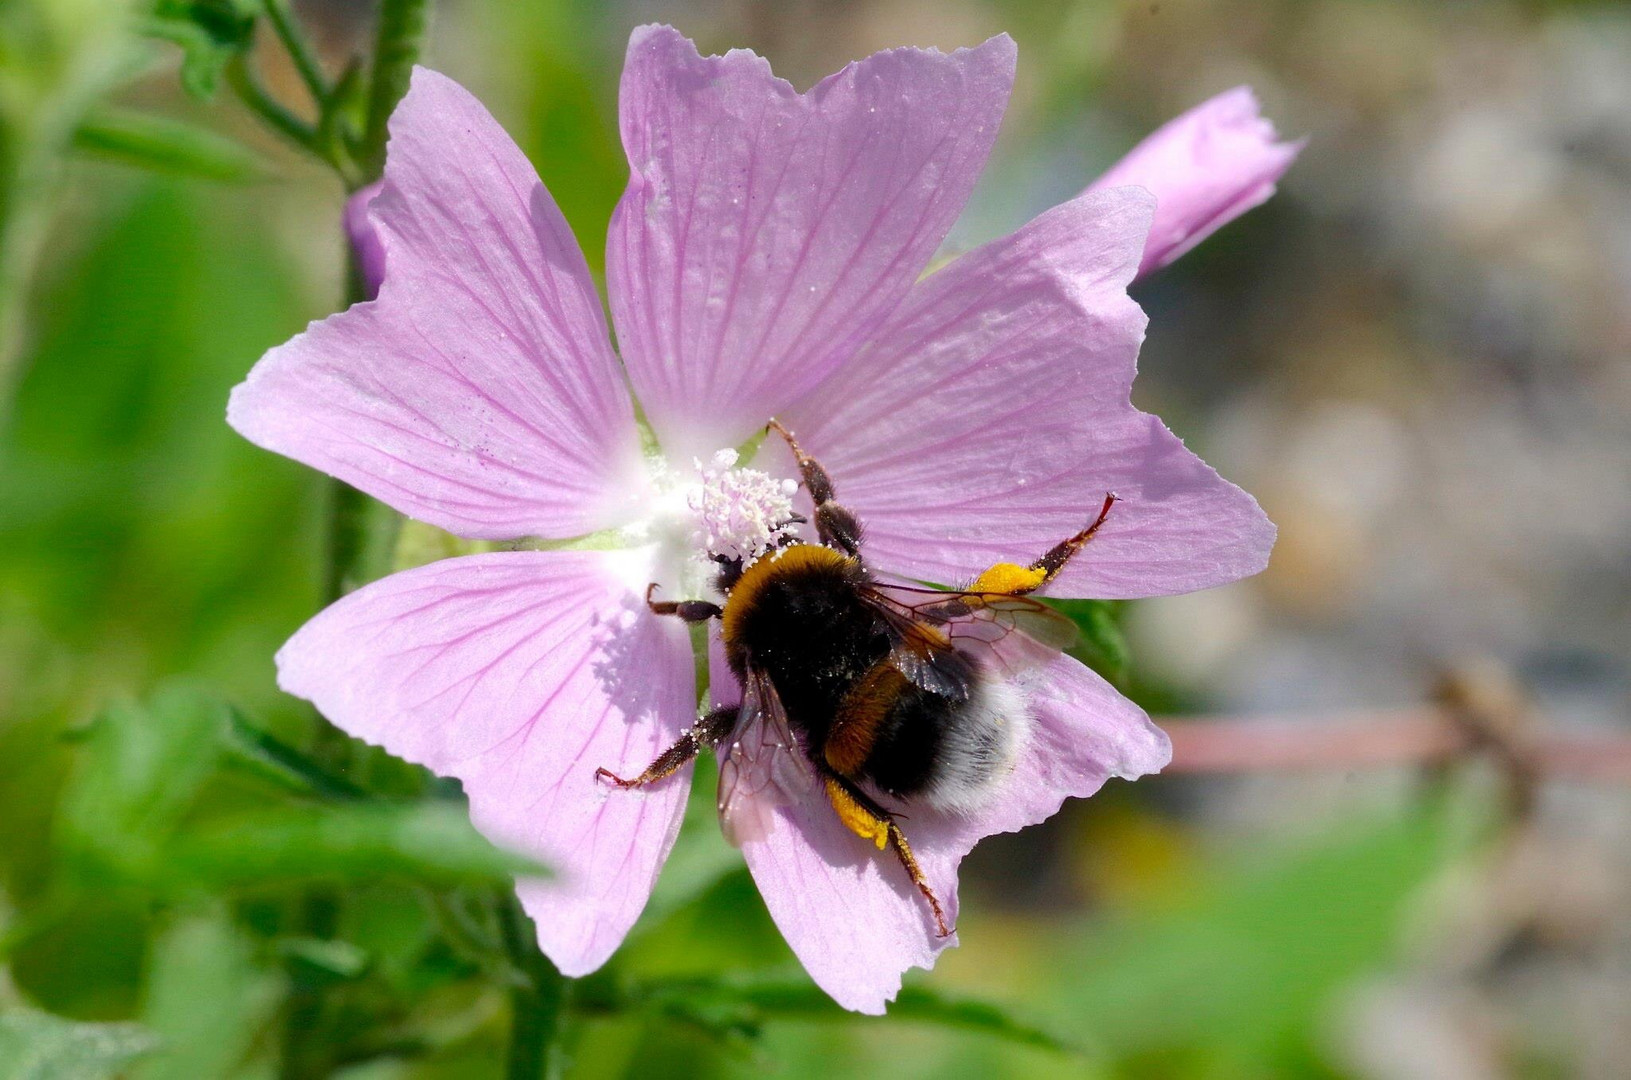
[0,1,1492,1076]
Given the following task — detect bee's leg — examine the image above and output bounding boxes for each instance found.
[822,773,953,938]
[645,583,723,623]
[969,492,1118,595]
[596,707,738,788]
[767,419,862,557]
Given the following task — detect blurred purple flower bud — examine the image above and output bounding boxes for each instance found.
[1091,86,1302,277]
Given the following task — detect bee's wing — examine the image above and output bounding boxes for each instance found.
[864,582,1079,683]
[716,664,815,848]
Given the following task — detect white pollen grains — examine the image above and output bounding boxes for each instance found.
[688,449,799,563]
[617,447,801,604]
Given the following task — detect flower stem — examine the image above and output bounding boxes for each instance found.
[498,889,569,1080]
[226,55,321,158]
[263,0,330,108]
[362,0,429,175]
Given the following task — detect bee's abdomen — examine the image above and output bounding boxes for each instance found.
[856,681,952,799]
[844,658,1024,812]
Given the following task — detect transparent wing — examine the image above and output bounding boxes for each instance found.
[716,663,816,848]
[863,581,1079,684]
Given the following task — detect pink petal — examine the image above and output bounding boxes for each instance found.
[916,653,1171,853]
[230,69,643,540]
[778,186,1273,599]
[607,25,1016,459]
[709,636,1166,1013]
[277,550,695,976]
[343,180,386,299]
[1090,86,1302,277]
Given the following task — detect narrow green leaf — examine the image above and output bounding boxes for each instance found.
[168,802,549,888]
[278,936,371,981]
[222,707,368,802]
[74,107,267,182]
[0,1011,158,1080]
[579,974,1079,1055]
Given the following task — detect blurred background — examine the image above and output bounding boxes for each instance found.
[3,0,1630,1077]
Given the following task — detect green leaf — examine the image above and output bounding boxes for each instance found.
[140,2,257,100]
[577,974,1078,1055]
[222,707,368,802]
[73,107,267,182]
[133,906,281,1080]
[1044,598,1130,682]
[1050,802,1466,1069]
[0,1010,158,1080]
[168,802,550,889]
[55,682,233,879]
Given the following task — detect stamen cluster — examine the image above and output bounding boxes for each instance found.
[686,449,799,564]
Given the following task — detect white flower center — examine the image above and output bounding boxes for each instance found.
[687,449,799,565]
[616,447,800,602]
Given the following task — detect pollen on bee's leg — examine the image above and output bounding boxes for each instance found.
[823,776,954,936]
[887,822,954,938]
[825,776,889,849]
[969,561,1047,595]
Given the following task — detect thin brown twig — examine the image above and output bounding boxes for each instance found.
[1158,707,1631,784]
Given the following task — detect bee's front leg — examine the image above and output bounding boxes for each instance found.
[767,419,863,557]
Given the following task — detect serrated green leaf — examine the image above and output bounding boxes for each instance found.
[140,1,257,100]
[74,107,267,181]
[168,802,549,888]
[0,1010,158,1080]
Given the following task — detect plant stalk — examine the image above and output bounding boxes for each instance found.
[362,0,429,174]
[499,890,569,1080]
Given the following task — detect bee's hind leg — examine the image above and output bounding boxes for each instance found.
[822,771,953,938]
[596,707,737,788]
[767,419,862,557]
[970,492,1119,596]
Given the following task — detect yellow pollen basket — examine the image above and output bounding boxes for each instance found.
[970,562,1047,595]
[825,777,889,850]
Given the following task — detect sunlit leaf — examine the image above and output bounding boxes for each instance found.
[133,906,281,1080]
[0,1010,157,1080]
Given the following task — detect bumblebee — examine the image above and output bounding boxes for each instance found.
[597,420,1116,935]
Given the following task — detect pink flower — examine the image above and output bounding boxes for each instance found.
[230,26,1283,1013]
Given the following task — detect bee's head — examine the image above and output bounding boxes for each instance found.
[711,552,745,593]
